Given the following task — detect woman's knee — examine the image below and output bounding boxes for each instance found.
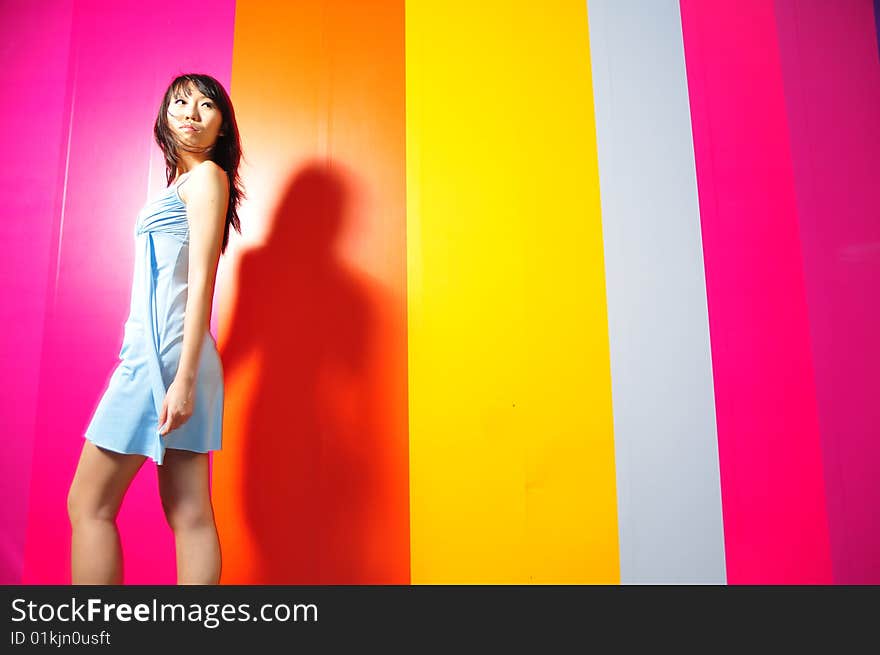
[160,496,214,532]
[67,441,144,526]
[67,483,118,525]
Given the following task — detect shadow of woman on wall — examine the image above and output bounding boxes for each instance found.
[219,160,404,583]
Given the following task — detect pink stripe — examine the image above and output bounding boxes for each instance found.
[775,0,880,584]
[0,0,75,584]
[22,0,236,584]
[679,0,832,583]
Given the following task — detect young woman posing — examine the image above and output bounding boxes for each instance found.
[67,73,244,584]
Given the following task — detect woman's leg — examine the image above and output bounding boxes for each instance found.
[67,441,147,584]
[157,449,221,584]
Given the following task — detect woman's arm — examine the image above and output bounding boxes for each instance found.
[159,161,229,436]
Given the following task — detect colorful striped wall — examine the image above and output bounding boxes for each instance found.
[1,0,878,585]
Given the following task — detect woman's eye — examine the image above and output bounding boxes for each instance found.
[173,99,213,107]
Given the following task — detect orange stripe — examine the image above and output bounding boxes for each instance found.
[214,0,408,583]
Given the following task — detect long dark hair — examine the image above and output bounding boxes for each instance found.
[153,73,245,254]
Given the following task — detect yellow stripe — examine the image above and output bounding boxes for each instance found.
[406,0,619,583]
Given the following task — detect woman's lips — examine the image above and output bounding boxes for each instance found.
[181,125,199,132]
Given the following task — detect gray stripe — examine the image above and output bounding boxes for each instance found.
[587,0,726,583]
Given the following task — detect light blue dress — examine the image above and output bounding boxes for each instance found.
[85,171,224,465]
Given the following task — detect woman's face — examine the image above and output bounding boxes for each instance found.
[167,82,223,151]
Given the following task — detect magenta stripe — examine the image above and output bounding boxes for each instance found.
[679,0,832,583]
[21,0,236,584]
[0,0,76,584]
[775,0,880,584]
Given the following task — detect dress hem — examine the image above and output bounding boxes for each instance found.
[84,433,220,466]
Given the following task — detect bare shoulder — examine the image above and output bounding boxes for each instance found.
[179,160,229,206]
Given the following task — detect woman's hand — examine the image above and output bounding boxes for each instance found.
[158,377,196,436]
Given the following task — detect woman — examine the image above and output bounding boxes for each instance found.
[67,74,244,585]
